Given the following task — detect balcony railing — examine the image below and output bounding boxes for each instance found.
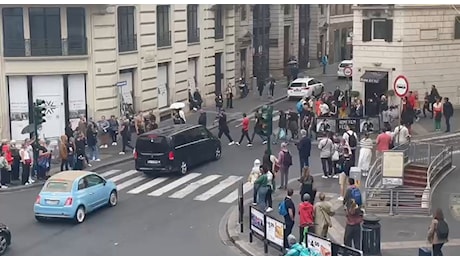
[157,30,172,48]
[215,25,224,40]
[187,27,200,44]
[118,35,137,53]
[30,38,62,56]
[3,39,26,57]
[67,36,87,55]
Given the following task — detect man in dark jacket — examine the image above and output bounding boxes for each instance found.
[296,129,311,176]
[443,97,454,132]
[217,110,235,145]
[198,110,207,127]
[430,85,440,110]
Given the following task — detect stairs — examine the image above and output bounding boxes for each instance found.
[365,186,429,215]
[403,164,428,188]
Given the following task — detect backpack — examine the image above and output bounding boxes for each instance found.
[278,200,288,216]
[347,132,357,148]
[436,219,449,240]
[282,151,293,167]
[350,187,363,206]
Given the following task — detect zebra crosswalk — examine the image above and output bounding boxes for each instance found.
[100,169,253,204]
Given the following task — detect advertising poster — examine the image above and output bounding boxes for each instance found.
[316,118,336,138]
[9,76,31,141]
[337,118,358,135]
[332,243,363,256]
[307,232,332,256]
[265,215,284,248]
[250,207,265,236]
[360,117,379,133]
[68,74,87,130]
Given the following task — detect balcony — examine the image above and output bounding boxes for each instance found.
[157,30,172,48]
[4,37,89,57]
[30,38,62,56]
[215,25,224,40]
[66,37,88,55]
[187,27,200,44]
[119,35,137,53]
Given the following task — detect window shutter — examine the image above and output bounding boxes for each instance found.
[362,19,372,42]
[455,16,460,39]
[385,19,393,42]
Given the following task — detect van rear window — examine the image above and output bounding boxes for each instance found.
[136,136,169,153]
[290,82,307,88]
[339,63,352,67]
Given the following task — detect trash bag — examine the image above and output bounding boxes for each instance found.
[279,128,286,140]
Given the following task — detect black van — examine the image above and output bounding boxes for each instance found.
[134,124,222,175]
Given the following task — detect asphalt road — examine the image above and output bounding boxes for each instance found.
[0,75,345,256]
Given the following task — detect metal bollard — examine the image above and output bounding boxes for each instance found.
[361,214,382,256]
[238,182,244,233]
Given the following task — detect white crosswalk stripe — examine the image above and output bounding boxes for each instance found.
[219,181,254,203]
[194,175,242,201]
[148,173,202,197]
[108,170,138,182]
[127,177,168,194]
[169,175,221,199]
[100,169,121,178]
[117,176,147,191]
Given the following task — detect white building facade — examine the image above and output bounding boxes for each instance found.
[352,4,460,108]
[0,4,236,140]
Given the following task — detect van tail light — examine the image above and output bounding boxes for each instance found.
[35,195,41,205]
[288,87,292,90]
[302,87,310,90]
[133,149,138,160]
[64,197,73,206]
[168,151,175,161]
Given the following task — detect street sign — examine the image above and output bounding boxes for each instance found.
[116,81,127,87]
[344,67,352,77]
[393,75,409,97]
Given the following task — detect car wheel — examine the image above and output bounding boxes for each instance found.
[179,161,188,175]
[74,206,86,224]
[108,190,118,207]
[35,215,45,222]
[214,146,222,161]
[0,234,8,256]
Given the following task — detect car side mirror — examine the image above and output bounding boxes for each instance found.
[103,180,107,186]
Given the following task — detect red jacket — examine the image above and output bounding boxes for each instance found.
[242,117,250,131]
[299,201,315,227]
[2,145,13,165]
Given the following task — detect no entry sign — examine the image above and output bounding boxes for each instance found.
[344,67,352,77]
[393,75,409,97]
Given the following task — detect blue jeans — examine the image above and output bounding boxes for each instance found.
[257,186,269,210]
[299,155,310,175]
[88,145,100,160]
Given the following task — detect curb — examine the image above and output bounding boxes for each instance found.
[0,155,133,193]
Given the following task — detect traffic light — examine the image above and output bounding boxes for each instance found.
[34,99,46,125]
[260,105,273,137]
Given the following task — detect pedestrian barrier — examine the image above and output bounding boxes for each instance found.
[248,205,363,256]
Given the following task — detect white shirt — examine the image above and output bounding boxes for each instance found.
[20,147,31,160]
[393,125,409,144]
[319,103,330,115]
[178,110,186,123]
[342,130,358,148]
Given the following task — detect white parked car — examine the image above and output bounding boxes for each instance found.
[287,77,324,100]
[337,60,353,78]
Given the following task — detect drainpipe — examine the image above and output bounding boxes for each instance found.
[325,4,331,56]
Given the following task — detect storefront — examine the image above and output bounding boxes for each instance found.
[157,63,169,109]
[119,69,135,116]
[7,74,87,141]
[360,70,388,116]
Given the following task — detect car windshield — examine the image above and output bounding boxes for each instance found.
[43,181,72,192]
[136,136,169,153]
[290,82,307,88]
[339,63,352,67]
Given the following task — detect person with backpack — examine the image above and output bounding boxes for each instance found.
[318,131,334,179]
[277,142,293,190]
[343,196,363,250]
[342,125,358,166]
[343,178,363,209]
[428,208,449,256]
[279,188,296,248]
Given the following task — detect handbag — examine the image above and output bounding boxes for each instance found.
[279,128,286,140]
[332,150,340,161]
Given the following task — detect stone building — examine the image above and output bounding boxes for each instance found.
[352,4,460,108]
[0,4,236,140]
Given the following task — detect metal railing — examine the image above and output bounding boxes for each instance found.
[30,38,62,56]
[157,30,172,48]
[67,36,88,55]
[4,38,88,57]
[119,35,137,52]
[187,27,200,43]
[3,39,26,57]
[427,145,453,189]
[365,186,430,216]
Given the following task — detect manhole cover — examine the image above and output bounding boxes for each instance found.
[449,193,460,221]
[397,231,415,238]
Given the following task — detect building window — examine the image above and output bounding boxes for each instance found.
[214,5,224,40]
[362,19,393,42]
[331,5,337,16]
[344,4,352,14]
[240,5,247,21]
[66,7,87,55]
[187,4,199,43]
[117,6,136,52]
[157,5,171,47]
[29,7,62,56]
[284,5,291,15]
[2,8,25,57]
[455,16,460,39]
[319,5,324,15]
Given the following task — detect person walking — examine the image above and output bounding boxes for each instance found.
[274,110,288,144]
[277,142,293,189]
[217,110,235,145]
[74,132,88,170]
[433,97,443,132]
[59,135,70,171]
[314,192,335,238]
[265,165,274,212]
[251,111,268,144]
[215,94,224,115]
[343,197,364,250]
[236,113,253,147]
[443,97,453,132]
[296,129,311,176]
[119,117,134,155]
[342,125,358,166]
[428,208,449,256]
[86,124,100,161]
[299,166,314,205]
[376,128,392,159]
[248,159,262,206]
[318,132,334,179]
[225,82,234,109]
[393,122,410,146]
[357,132,373,177]
[321,54,328,74]
[268,76,276,97]
[280,188,296,248]
[108,115,119,146]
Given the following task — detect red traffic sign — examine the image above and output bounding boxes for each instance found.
[344,67,352,77]
[393,75,409,97]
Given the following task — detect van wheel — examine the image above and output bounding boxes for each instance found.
[180,161,188,175]
[214,147,222,161]
[74,206,86,224]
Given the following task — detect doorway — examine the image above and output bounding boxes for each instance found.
[283,25,291,67]
[239,48,247,80]
[215,52,223,95]
[364,72,388,116]
[157,63,169,109]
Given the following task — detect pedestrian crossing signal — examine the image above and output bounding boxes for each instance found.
[261,105,273,136]
[34,99,47,125]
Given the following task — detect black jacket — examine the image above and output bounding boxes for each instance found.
[443,102,454,117]
[218,113,228,130]
[297,136,311,157]
[198,113,207,126]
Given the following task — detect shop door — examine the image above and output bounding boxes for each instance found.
[158,64,169,109]
[188,58,197,90]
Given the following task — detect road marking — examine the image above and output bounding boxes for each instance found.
[117,176,147,191]
[108,170,138,183]
[100,170,121,178]
[194,175,243,201]
[219,181,254,203]
[169,175,221,199]
[127,177,168,194]
[148,173,201,197]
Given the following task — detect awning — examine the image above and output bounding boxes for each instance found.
[360,71,387,84]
